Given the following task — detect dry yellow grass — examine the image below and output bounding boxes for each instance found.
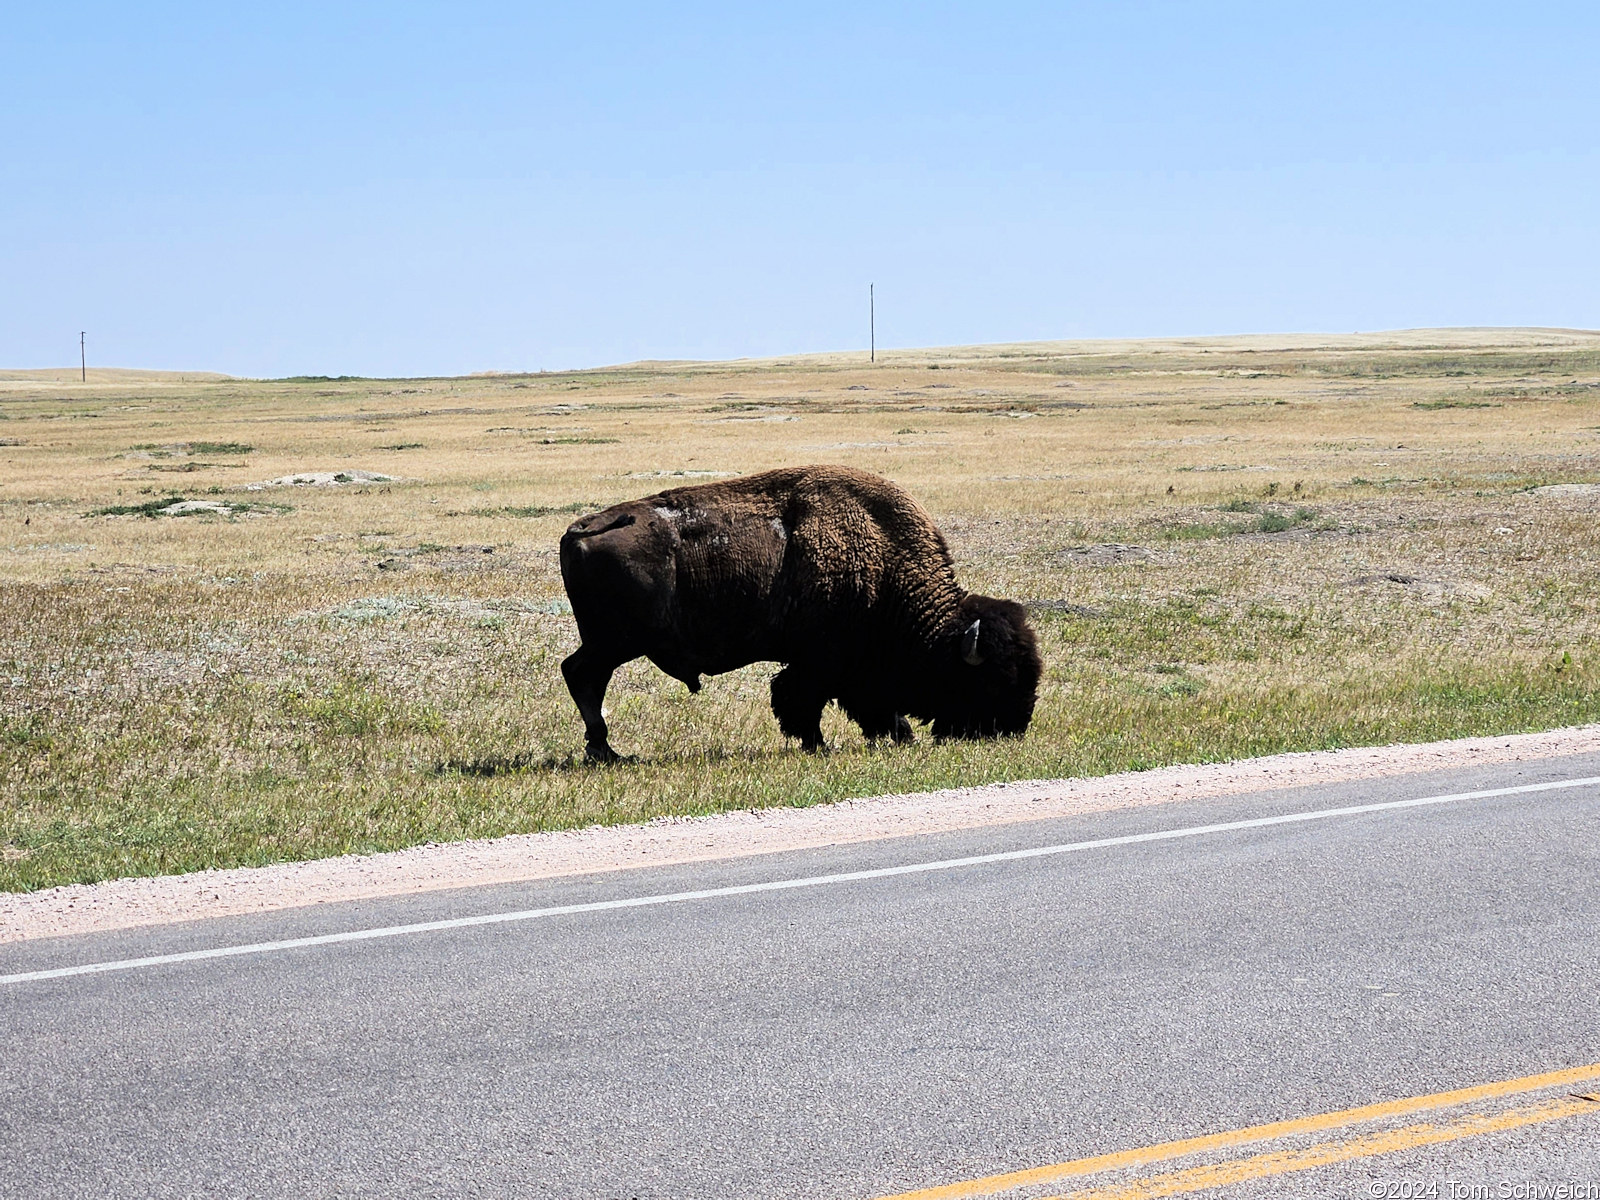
[3,327,1600,890]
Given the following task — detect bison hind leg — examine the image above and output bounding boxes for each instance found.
[561,644,627,763]
[770,665,829,753]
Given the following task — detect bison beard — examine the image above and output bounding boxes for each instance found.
[558,465,1041,762]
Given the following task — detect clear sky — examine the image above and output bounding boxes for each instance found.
[3,2,1596,376]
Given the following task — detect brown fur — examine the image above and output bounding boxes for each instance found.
[559,465,1040,760]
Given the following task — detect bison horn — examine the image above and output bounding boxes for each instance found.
[961,619,985,666]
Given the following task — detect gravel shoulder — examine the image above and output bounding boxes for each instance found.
[5,724,1599,944]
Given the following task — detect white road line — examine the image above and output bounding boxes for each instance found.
[5,774,1598,987]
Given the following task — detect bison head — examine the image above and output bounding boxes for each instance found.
[930,594,1042,739]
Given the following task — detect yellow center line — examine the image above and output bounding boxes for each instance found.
[1046,1096,1600,1200]
[873,1061,1600,1200]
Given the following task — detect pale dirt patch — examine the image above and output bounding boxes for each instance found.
[4,724,1597,944]
[1532,484,1600,498]
[159,500,233,516]
[244,470,395,489]
[1061,543,1156,566]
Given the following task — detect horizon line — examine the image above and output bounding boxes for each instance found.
[5,324,1598,383]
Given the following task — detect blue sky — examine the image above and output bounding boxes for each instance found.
[2,3,1596,376]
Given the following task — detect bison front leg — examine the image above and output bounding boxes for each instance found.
[770,665,829,753]
[873,714,915,745]
[841,702,914,746]
[561,644,624,763]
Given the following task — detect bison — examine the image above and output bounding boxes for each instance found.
[558,465,1041,762]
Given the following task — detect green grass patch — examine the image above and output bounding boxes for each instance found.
[4,652,1597,892]
[1257,507,1318,533]
[464,503,591,518]
[5,574,1599,892]
[87,494,190,518]
[1157,519,1251,541]
[131,441,253,454]
[1159,503,1321,540]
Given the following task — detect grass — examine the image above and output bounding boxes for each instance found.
[87,494,193,518]
[4,327,1600,891]
[130,441,253,455]
[1155,502,1320,540]
[84,495,289,519]
[463,503,591,519]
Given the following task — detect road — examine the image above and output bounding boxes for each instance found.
[3,755,1599,1199]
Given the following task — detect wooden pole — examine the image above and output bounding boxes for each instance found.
[870,284,874,364]
[80,331,86,382]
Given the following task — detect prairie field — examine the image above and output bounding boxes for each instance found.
[3,328,1600,892]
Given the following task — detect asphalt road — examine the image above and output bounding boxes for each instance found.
[3,755,1599,1199]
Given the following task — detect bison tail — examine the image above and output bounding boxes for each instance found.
[562,511,636,549]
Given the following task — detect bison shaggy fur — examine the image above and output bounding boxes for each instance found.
[558,465,1041,761]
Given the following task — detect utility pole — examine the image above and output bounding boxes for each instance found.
[869,284,875,364]
[80,332,86,382]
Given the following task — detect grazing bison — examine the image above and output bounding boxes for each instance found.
[558,465,1041,762]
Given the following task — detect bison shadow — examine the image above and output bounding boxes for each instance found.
[434,743,836,777]
[433,752,589,777]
